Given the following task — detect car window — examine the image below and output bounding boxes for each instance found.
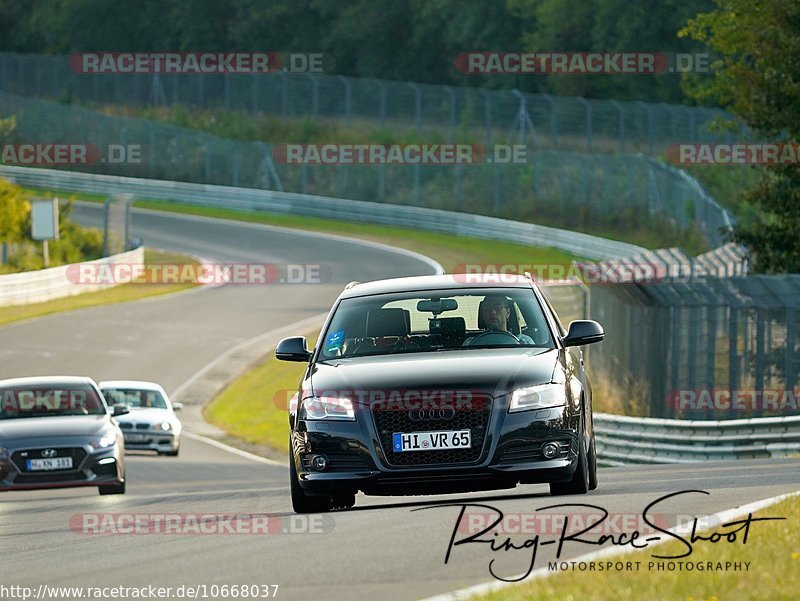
[0,385,106,419]
[319,288,554,359]
[102,389,168,409]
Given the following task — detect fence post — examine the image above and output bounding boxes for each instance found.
[339,75,352,127]
[636,101,654,155]
[480,90,492,145]
[408,82,421,135]
[444,85,456,140]
[224,74,231,110]
[577,97,592,152]
[251,76,259,114]
[610,99,625,152]
[371,78,386,128]
[512,89,526,145]
[307,73,319,119]
[279,72,288,117]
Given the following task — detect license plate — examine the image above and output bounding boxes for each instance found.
[27,457,73,471]
[392,429,471,452]
[125,434,147,443]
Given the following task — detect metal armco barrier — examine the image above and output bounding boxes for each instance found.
[594,413,800,464]
[0,245,143,306]
[0,165,646,261]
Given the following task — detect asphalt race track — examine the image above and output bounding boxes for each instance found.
[1,206,798,600]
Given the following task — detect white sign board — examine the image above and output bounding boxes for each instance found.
[31,199,59,241]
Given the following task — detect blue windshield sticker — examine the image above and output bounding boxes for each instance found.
[325,329,345,352]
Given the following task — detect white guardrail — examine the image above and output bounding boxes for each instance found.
[0,245,144,307]
[594,413,800,464]
[0,165,646,261]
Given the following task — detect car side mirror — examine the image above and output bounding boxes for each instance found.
[562,320,605,347]
[171,402,183,412]
[276,336,313,362]
[112,404,130,417]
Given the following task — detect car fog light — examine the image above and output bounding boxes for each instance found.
[542,442,559,459]
[311,455,328,471]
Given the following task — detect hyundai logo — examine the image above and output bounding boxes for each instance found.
[409,407,456,421]
[41,449,57,458]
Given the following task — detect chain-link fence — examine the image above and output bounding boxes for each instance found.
[590,276,800,419]
[0,90,734,248]
[0,52,743,157]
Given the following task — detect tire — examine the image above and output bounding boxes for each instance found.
[331,492,356,510]
[289,443,331,514]
[588,435,598,491]
[549,434,590,496]
[99,479,126,495]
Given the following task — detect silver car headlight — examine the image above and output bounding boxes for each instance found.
[90,430,117,449]
[299,396,356,421]
[153,421,172,431]
[508,383,566,413]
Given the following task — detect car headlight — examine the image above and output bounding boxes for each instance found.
[299,396,356,421]
[153,422,172,431]
[90,431,117,449]
[508,383,566,413]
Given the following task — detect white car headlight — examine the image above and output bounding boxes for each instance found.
[90,431,117,449]
[299,396,356,421]
[508,383,566,413]
[153,421,172,431]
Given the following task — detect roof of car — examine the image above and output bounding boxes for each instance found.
[339,273,535,299]
[0,375,97,387]
[98,380,166,392]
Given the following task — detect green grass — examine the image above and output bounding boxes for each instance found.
[0,248,199,326]
[203,331,319,452]
[473,495,799,601]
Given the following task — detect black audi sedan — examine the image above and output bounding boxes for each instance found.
[276,274,604,513]
[0,376,127,495]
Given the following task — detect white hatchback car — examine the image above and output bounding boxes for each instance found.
[99,381,183,456]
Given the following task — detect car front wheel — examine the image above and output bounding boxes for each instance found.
[290,443,331,514]
[549,434,590,496]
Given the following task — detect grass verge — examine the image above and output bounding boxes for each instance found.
[0,248,199,326]
[473,495,799,601]
[203,329,319,453]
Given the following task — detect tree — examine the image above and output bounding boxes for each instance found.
[681,0,800,273]
[0,177,30,244]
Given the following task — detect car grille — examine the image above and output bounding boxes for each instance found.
[118,422,133,429]
[14,472,88,484]
[372,395,492,467]
[497,440,571,464]
[11,447,87,473]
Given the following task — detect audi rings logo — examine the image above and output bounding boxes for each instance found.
[408,407,456,421]
[41,449,58,458]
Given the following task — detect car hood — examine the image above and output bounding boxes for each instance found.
[311,348,559,398]
[0,415,110,442]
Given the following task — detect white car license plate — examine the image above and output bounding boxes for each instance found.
[125,434,147,443]
[392,429,471,452]
[27,457,73,471]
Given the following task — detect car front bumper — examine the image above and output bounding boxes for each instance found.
[292,405,582,496]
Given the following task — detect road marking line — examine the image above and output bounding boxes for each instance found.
[182,432,287,468]
[417,489,800,601]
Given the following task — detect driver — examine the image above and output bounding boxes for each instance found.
[463,294,534,346]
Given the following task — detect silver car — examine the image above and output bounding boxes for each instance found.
[0,376,127,495]
[99,381,183,456]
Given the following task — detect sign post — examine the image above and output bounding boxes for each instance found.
[31,198,59,268]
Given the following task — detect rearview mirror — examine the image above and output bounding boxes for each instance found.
[112,404,130,417]
[562,320,605,347]
[276,336,313,362]
[171,402,183,412]
[417,298,458,314]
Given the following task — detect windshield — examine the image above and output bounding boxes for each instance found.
[0,384,107,419]
[102,388,168,410]
[319,288,554,359]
